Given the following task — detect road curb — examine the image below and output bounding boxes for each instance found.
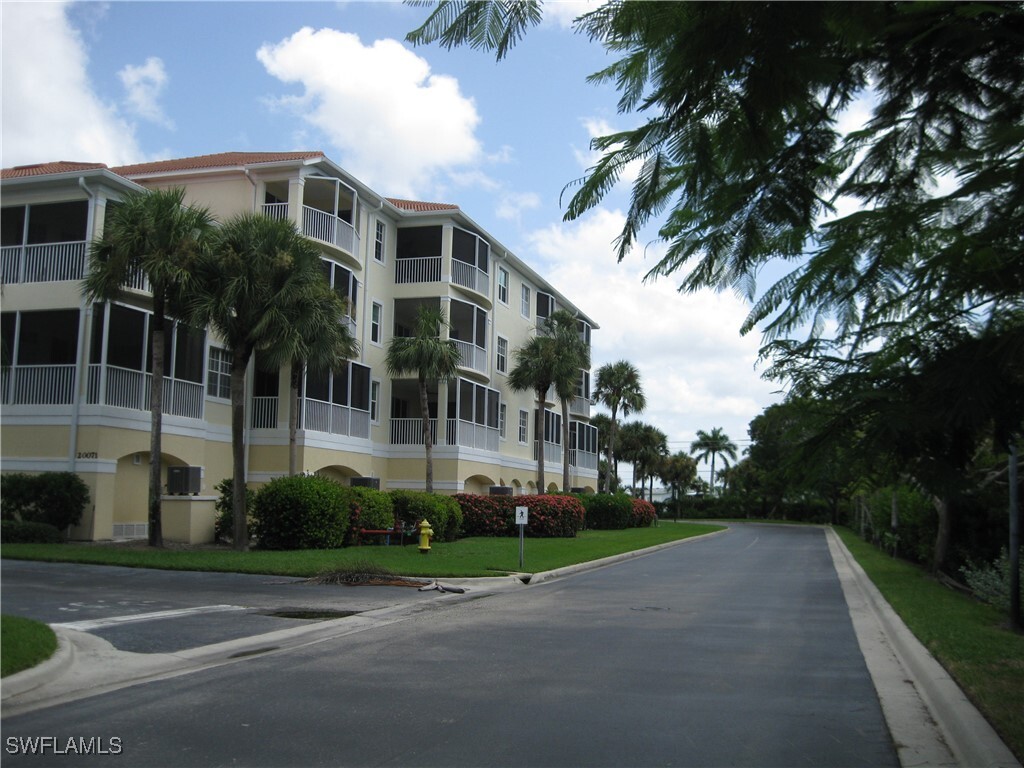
[827,527,1020,768]
[2,630,74,700]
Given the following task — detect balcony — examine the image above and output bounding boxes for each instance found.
[299,397,370,439]
[452,338,487,375]
[395,255,490,299]
[85,365,204,419]
[1,241,87,284]
[389,417,498,452]
[262,203,359,260]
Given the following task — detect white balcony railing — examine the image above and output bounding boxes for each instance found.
[395,256,442,284]
[1,241,87,284]
[84,364,203,419]
[1,364,76,405]
[570,448,599,471]
[451,259,490,297]
[390,417,438,445]
[455,419,500,452]
[570,396,591,418]
[534,439,563,465]
[251,396,278,429]
[452,339,487,374]
[261,203,359,257]
[301,397,370,439]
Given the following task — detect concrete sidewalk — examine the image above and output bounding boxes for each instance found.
[2,525,1020,767]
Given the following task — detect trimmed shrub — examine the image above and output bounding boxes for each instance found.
[631,498,657,527]
[213,478,253,543]
[0,472,88,531]
[455,494,584,538]
[583,493,634,530]
[390,490,463,542]
[252,475,350,550]
[960,547,1024,614]
[1,519,64,543]
[347,487,395,531]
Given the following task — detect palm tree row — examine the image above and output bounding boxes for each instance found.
[85,189,357,550]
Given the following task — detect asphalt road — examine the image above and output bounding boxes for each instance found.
[2,525,899,767]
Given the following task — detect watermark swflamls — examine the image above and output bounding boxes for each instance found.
[5,736,122,756]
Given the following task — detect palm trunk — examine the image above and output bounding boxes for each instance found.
[709,453,717,496]
[604,406,619,493]
[419,375,433,493]
[561,397,571,493]
[288,363,301,476]
[148,298,166,548]
[231,354,249,551]
[536,391,545,493]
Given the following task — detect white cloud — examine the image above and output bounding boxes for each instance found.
[118,56,174,129]
[543,1,603,29]
[526,208,780,453]
[257,27,482,199]
[496,190,541,222]
[0,1,146,168]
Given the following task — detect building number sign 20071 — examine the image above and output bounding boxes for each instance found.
[76,452,98,459]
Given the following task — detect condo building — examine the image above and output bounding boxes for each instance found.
[1,152,600,542]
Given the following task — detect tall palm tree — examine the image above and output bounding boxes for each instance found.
[690,427,739,496]
[185,213,331,550]
[286,284,359,476]
[545,310,591,493]
[508,333,559,493]
[83,187,214,548]
[385,305,461,493]
[593,360,646,493]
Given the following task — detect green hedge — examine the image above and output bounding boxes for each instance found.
[1,519,64,543]
[456,494,584,538]
[348,487,395,531]
[582,493,634,530]
[252,475,351,550]
[390,490,462,542]
[1,472,89,531]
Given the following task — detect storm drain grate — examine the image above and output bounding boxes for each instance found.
[261,609,359,621]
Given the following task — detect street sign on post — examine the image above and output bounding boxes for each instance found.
[516,506,528,569]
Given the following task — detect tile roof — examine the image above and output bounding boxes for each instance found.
[1,161,108,180]
[111,151,326,176]
[387,198,460,212]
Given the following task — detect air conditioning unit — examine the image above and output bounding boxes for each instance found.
[167,466,201,495]
[351,477,380,490]
[489,486,514,496]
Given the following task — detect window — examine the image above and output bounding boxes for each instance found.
[499,403,507,440]
[207,347,232,399]
[374,220,386,263]
[518,409,529,444]
[521,284,531,318]
[371,302,383,344]
[370,380,381,423]
[497,267,509,304]
[496,336,508,374]
[537,292,555,321]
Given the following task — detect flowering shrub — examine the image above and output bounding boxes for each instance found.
[455,494,585,538]
[631,498,657,528]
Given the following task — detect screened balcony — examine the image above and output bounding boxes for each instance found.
[261,177,360,261]
[297,361,372,440]
[389,378,499,452]
[395,224,490,299]
[392,298,488,377]
[1,201,89,284]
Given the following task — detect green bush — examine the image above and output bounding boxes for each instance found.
[0,472,88,531]
[583,493,634,530]
[1,519,64,543]
[347,487,395,531]
[213,478,253,543]
[960,547,1024,615]
[390,490,462,541]
[252,475,350,550]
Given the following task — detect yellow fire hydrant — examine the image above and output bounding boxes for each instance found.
[417,519,434,554]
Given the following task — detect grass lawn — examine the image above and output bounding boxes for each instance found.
[0,523,723,579]
[1,615,58,678]
[835,527,1024,761]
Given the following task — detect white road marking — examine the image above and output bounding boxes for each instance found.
[51,605,247,631]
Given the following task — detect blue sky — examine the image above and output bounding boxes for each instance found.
[2,0,784,481]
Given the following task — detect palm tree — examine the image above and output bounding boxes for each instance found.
[617,421,667,499]
[185,213,332,550]
[545,310,591,493]
[593,360,646,493]
[385,305,461,493]
[659,451,698,518]
[83,187,214,547]
[508,333,558,493]
[690,427,739,496]
[286,283,359,476]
